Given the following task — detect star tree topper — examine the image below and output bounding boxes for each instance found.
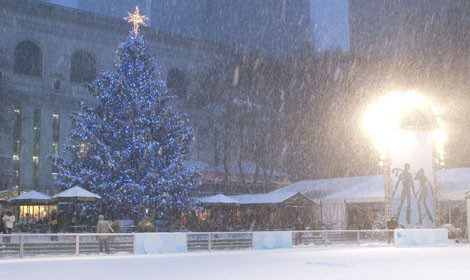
[125,6,148,35]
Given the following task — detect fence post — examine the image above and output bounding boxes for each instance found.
[356,231,360,246]
[133,234,136,255]
[19,235,24,258]
[324,231,328,246]
[208,233,212,251]
[75,234,80,256]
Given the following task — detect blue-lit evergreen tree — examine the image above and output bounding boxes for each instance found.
[52,16,197,220]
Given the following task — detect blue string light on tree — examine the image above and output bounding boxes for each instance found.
[51,6,198,220]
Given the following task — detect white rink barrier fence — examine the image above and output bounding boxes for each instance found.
[0,230,395,258]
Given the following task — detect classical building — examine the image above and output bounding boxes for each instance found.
[42,0,313,58]
[0,0,239,193]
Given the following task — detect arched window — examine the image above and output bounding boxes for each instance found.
[70,51,96,83]
[167,68,188,97]
[14,41,43,77]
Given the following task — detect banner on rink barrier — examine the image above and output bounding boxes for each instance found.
[394,229,448,247]
[134,233,187,254]
[252,231,292,250]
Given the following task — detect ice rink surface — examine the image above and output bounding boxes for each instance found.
[2,246,470,280]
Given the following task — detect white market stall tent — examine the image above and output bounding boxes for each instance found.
[273,168,470,230]
[196,192,315,205]
[196,194,240,205]
[8,190,56,222]
[9,190,51,204]
[52,186,101,202]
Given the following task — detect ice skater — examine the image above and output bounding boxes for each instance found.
[96,215,111,254]
[393,163,416,224]
[415,169,434,225]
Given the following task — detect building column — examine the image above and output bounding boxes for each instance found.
[59,109,69,159]
[0,104,13,188]
[39,108,53,193]
[467,198,470,242]
[19,107,34,187]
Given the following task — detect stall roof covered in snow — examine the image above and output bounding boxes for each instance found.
[52,186,101,201]
[229,192,309,204]
[436,168,470,201]
[196,192,314,205]
[274,168,470,203]
[8,190,51,203]
[196,194,239,204]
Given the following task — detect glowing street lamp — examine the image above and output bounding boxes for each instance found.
[363,91,446,226]
[363,91,446,163]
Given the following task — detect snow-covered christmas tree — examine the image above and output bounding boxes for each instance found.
[52,7,197,219]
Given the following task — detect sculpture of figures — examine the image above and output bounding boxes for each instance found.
[415,168,434,225]
[393,163,417,224]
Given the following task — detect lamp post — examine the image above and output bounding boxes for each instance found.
[433,157,444,227]
[380,155,392,223]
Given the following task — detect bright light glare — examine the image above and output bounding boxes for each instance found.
[363,91,446,161]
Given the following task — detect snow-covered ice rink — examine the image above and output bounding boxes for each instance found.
[2,246,470,280]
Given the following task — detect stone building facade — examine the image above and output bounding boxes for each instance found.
[0,0,238,193]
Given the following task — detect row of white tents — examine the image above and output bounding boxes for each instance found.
[274,168,470,203]
[197,168,470,230]
[8,168,470,230]
[272,168,470,230]
[8,186,101,204]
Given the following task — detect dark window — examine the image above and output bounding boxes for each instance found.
[167,68,188,97]
[70,51,96,83]
[53,79,61,90]
[14,41,43,77]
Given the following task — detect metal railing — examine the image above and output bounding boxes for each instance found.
[292,230,394,246]
[187,232,253,251]
[0,233,134,258]
[0,230,394,259]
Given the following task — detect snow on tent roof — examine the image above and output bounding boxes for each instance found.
[229,192,304,204]
[321,176,385,203]
[436,168,470,200]
[273,175,385,203]
[9,190,51,203]
[52,186,101,200]
[274,168,470,203]
[196,194,239,204]
[196,192,313,205]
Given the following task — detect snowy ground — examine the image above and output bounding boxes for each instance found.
[2,246,470,280]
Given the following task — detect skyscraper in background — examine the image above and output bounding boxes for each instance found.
[41,0,315,57]
[38,0,470,58]
[310,0,350,52]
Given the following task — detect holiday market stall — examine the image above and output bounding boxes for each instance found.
[194,192,318,231]
[275,167,470,234]
[8,190,55,232]
[52,186,101,232]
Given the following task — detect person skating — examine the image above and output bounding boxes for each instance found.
[0,210,5,234]
[386,216,398,244]
[386,216,398,230]
[294,218,305,245]
[96,215,112,254]
[50,209,59,241]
